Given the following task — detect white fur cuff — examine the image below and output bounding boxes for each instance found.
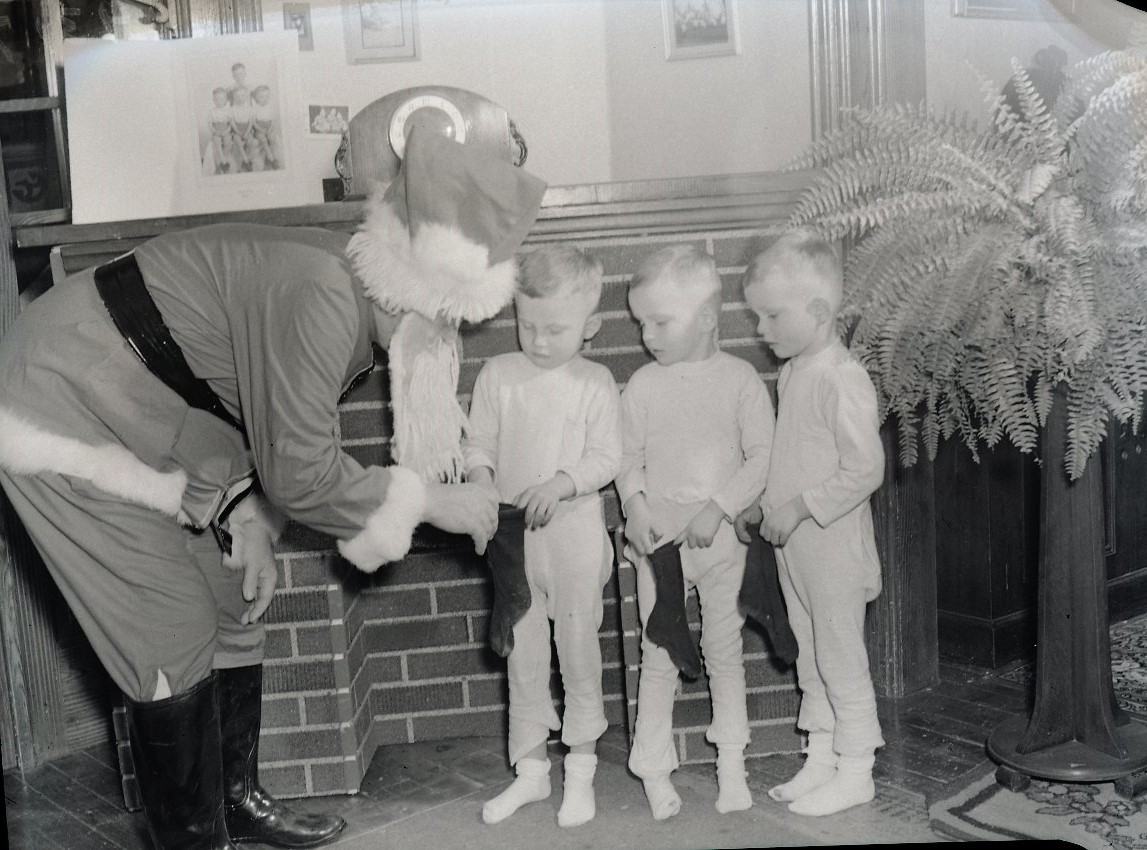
[337,466,427,572]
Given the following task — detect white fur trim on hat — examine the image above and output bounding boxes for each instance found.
[337,465,427,572]
[0,406,187,517]
[346,197,518,325]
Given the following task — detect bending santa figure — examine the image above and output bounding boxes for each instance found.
[0,126,547,850]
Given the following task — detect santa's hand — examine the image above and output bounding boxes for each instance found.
[423,481,499,555]
[240,526,278,625]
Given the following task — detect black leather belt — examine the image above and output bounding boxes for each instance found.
[93,253,243,433]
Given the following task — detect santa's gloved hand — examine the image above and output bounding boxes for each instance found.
[221,494,286,625]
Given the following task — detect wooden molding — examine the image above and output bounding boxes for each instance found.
[16,169,816,258]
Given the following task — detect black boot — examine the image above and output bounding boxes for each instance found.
[126,673,237,850]
[219,665,347,848]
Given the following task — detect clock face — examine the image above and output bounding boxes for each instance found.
[388,94,469,159]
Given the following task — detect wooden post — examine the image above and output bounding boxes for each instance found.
[867,425,938,698]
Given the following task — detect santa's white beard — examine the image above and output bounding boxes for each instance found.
[386,312,467,482]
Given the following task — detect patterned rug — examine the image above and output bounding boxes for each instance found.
[930,770,1147,849]
[995,611,1147,716]
[932,612,1147,846]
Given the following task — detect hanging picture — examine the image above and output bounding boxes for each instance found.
[662,0,740,61]
[342,0,418,64]
[283,2,314,51]
[180,42,300,180]
[66,32,319,224]
[308,104,350,135]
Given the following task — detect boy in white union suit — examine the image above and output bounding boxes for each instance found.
[742,230,885,817]
[464,246,621,828]
[617,245,774,820]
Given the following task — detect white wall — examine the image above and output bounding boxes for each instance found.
[922,0,1142,119]
[261,0,811,188]
[603,0,811,180]
[262,0,613,187]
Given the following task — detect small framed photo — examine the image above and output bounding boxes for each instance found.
[308,105,350,135]
[662,0,740,61]
[283,2,314,52]
[342,0,418,64]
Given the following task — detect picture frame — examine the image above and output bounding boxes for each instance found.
[182,43,293,181]
[342,0,418,64]
[308,104,350,136]
[662,0,740,61]
[66,33,319,224]
[951,0,1075,20]
[283,2,315,52]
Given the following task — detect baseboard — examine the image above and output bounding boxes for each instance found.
[939,567,1147,669]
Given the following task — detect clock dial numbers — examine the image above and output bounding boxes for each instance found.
[388,95,468,158]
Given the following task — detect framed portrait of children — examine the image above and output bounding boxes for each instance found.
[66,32,320,224]
[661,0,741,60]
[342,0,418,64]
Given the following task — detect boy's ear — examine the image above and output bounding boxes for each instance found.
[582,312,603,341]
[698,303,718,331]
[808,297,832,325]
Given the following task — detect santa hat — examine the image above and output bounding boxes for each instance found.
[347,125,547,325]
[346,126,547,482]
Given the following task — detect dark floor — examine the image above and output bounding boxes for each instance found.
[4,661,1028,849]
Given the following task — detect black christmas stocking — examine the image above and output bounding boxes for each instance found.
[738,533,798,666]
[645,541,704,679]
[485,504,533,658]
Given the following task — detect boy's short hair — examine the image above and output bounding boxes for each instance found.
[630,244,721,310]
[212,86,228,97]
[517,245,604,309]
[232,62,246,72]
[744,229,843,311]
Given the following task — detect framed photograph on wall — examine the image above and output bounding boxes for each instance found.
[662,0,740,60]
[182,44,292,179]
[283,2,315,51]
[308,105,350,135]
[342,0,418,64]
[67,33,319,224]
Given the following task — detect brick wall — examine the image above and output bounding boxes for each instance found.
[256,225,803,798]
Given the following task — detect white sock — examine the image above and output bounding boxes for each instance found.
[557,753,597,828]
[715,745,753,813]
[787,753,875,817]
[768,731,836,802]
[642,774,682,821]
[482,757,551,825]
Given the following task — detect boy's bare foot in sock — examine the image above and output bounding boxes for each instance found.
[715,745,752,813]
[768,732,836,802]
[642,774,682,820]
[787,753,875,817]
[482,757,551,824]
[557,753,597,827]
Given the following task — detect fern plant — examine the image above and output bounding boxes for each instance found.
[787,44,1147,480]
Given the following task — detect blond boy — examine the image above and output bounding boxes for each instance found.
[617,245,774,819]
[742,230,885,817]
[464,246,621,828]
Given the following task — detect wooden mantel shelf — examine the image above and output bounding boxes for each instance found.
[13,170,816,250]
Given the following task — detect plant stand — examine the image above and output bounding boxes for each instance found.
[987,385,1147,795]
